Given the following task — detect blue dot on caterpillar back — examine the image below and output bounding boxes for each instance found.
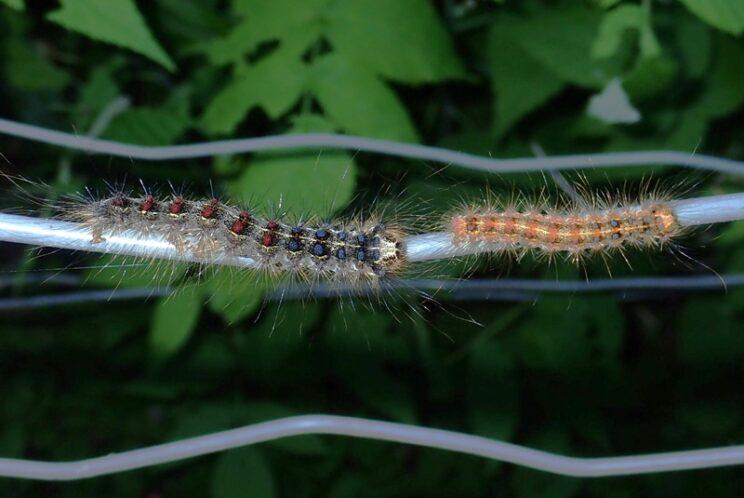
[312,242,328,257]
[287,238,303,252]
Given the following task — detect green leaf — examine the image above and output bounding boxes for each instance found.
[155,0,227,46]
[592,4,660,59]
[201,49,306,135]
[339,355,416,423]
[516,296,622,370]
[223,0,327,59]
[47,0,176,71]
[201,0,457,138]
[232,151,357,218]
[678,298,744,365]
[467,340,519,442]
[170,404,243,440]
[212,447,275,498]
[206,268,268,325]
[149,286,203,359]
[717,218,744,247]
[585,297,624,358]
[496,5,611,89]
[204,0,324,66]
[489,30,565,136]
[73,61,122,129]
[675,14,712,79]
[220,0,464,84]
[599,108,702,163]
[4,39,69,91]
[622,56,679,102]
[231,115,357,218]
[310,54,418,141]
[0,425,24,458]
[0,0,23,10]
[237,301,323,382]
[325,306,416,423]
[678,0,744,35]
[103,104,190,146]
[690,34,744,118]
[674,402,742,438]
[325,0,466,83]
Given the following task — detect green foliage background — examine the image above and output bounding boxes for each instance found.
[0,0,743,496]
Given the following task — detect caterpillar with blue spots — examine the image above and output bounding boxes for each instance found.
[61,188,407,285]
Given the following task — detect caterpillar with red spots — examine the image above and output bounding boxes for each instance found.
[60,187,407,285]
[446,189,685,265]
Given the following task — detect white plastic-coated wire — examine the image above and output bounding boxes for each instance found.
[1,117,743,175]
[0,193,741,266]
[672,194,744,225]
[0,415,742,481]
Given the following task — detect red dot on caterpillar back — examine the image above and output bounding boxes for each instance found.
[200,198,220,219]
[262,221,279,247]
[168,197,185,216]
[261,232,275,247]
[229,210,252,235]
[111,194,127,208]
[139,194,155,214]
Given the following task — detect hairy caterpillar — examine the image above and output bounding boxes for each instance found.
[2,174,728,285]
[447,189,685,265]
[60,187,407,286]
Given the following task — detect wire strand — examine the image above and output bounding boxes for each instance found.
[1,117,743,174]
[0,415,741,481]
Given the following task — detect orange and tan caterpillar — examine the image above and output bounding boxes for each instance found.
[449,194,683,264]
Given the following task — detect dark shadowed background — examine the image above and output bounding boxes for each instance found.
[0,0,743,496]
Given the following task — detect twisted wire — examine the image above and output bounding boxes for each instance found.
[1,117,743,174]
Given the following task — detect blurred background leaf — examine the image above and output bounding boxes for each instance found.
[212,447,275,498]
[678,0,744,35]
[149,285,203,359]
[47,0,176,70]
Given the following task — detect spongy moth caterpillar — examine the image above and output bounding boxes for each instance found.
[447,189,685,265]
[61,188,407,286]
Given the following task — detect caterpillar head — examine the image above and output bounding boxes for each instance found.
[371,225,406,276]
